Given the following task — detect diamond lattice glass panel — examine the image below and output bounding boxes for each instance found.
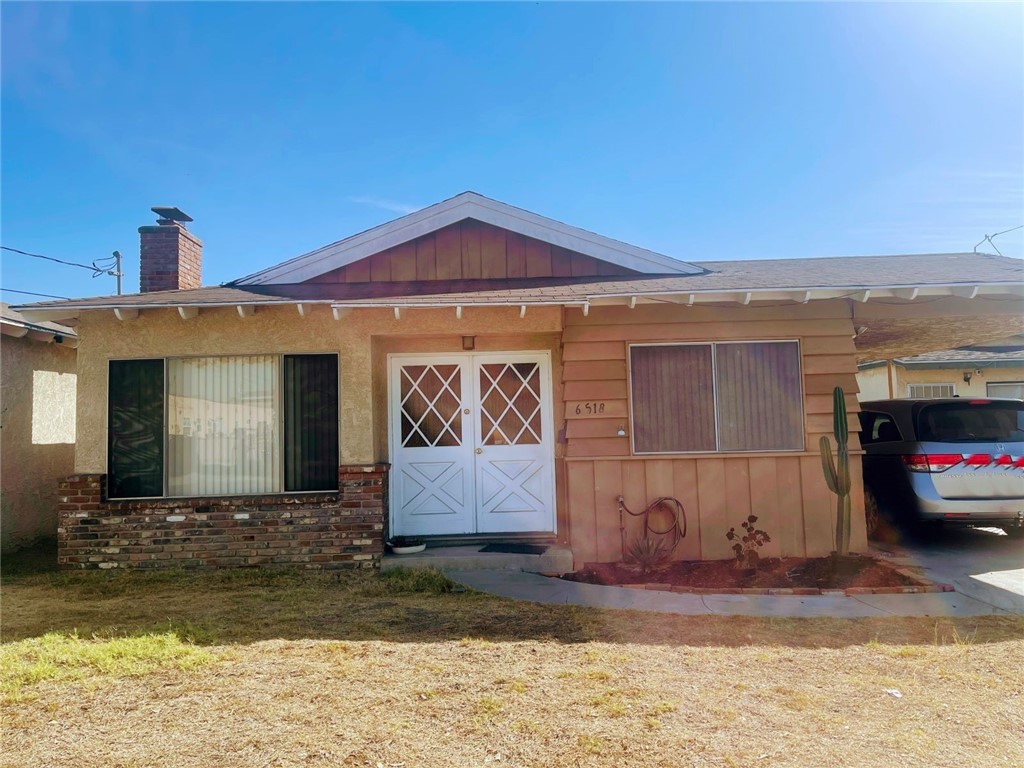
[480,363,542,446]
[400,364,462,447]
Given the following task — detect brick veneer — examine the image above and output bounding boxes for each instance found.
[139,220,203,292]
[57,464,388,570]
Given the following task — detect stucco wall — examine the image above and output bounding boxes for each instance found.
[1,334,77,551]
[856,366,892,401]
[72,305,562,474]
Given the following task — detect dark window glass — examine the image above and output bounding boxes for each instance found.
[108,359,165,497]
[859,412,902,444]
[284,355,339,491]
[916,402,1024,443]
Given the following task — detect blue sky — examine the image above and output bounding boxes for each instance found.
[2,2,1022,301]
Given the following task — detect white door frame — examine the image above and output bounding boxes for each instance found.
[387,351,557,537]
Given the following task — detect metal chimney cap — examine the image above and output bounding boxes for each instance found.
[151,206,193,223]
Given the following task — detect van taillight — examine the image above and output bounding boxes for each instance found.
[963,454,993,467]
[902,454,963,473]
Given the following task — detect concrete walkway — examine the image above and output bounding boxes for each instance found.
[450,569,1012,618]
[871,527,1024,614]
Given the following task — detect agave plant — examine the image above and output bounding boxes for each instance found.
[624,533,673,575]
[819,386,852,556]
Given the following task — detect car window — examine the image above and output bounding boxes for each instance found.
[916,402,1024,443]
[859,412,902,444]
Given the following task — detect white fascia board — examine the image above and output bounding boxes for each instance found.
[585,281,1023,305]
[330,299,589,309]
[232,192,701,285]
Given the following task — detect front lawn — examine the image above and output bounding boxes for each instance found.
[2,550,1022,767]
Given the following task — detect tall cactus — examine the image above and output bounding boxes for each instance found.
[819,386,852,556]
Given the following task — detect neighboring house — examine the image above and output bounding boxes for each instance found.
[858,335,1024,401]
[0,304,78,552]
[15,193,1024,569]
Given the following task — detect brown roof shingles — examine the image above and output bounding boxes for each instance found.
[13,252,1023,312]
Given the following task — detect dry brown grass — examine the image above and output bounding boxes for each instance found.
[2,559,1022,768]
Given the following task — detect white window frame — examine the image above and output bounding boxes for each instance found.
[627,340,805,456]
[106,352,340,500]
[907,383,956,399]
[986,381,1024,399]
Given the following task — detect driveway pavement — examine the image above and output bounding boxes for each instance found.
[871,527,1024,613]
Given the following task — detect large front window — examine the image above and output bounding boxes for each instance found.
[108,354,338,498]
[629,341,804,454]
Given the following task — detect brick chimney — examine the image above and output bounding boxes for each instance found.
[139,206,202,292]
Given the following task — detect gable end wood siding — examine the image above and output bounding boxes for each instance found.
[306,221,641,284]
[560,301,866,565]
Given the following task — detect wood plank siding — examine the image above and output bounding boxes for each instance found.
[561,300,868,566]
[308,220,640,283]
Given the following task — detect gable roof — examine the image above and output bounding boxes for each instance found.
[231,191,704,285]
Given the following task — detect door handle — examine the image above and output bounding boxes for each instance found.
[464,408,470,415]
[475,448,483,455]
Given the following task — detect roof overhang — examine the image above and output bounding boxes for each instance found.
[231,191,704,285]
[14,278,1023,326]
[0,316,79,348]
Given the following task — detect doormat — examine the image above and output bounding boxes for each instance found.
[479,543,548,555]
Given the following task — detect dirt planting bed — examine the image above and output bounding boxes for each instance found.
[563,556,941,594]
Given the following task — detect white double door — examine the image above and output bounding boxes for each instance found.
[389,352,556,537]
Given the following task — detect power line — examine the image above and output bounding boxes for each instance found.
[0,287,71,300]
[973,224,1024,255]
[1,244,121,278]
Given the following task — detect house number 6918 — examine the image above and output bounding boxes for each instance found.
[575,402,606,415]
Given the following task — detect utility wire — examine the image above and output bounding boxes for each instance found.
[973,224,1024,255]
[0,288,71,300]
[1,245,121,278]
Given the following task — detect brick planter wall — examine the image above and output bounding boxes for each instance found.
[57,464,388,570]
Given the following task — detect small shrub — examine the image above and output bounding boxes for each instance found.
[726,515,771,569]
[624,534,673,575]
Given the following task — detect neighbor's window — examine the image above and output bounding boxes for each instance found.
[108,354,338,498]
[987,382,1024,400]
[908,383,956,398]
[629,341,803,453]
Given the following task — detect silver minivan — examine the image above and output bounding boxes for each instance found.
[859,398,1024,537]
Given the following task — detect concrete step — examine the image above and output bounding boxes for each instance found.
[381,544,573,574]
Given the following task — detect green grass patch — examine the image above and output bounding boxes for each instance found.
[0,631,214,702]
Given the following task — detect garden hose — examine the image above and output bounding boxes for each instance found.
[615,495,687,557]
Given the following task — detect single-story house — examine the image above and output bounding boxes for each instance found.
[858,334,1024,400]
[1,303,78,552]
[15,193,1024,569]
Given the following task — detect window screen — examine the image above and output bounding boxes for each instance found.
[630,345,716,453]
[108,359,165,498]
[630,342,803,453]
[716,342,804,451]
[284,354,340,491]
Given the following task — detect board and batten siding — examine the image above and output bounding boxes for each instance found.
[307,220,639,283]
[561,301,867,565]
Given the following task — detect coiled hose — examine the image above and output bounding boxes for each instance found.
[615,495,687,555]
